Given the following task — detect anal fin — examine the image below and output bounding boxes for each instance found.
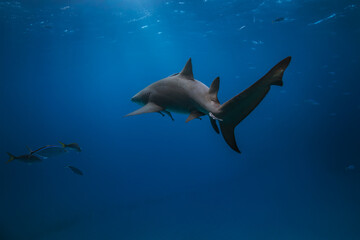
[209,117,220,134]
[125,102,164,117]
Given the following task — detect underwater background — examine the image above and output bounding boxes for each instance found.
[1,0,360,239]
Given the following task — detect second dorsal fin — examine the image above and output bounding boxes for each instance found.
[179,58,194,80]
[209,77,220,103]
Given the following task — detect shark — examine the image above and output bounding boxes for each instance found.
[125,57,291,153]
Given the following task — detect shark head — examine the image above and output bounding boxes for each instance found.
[131,90,150,106]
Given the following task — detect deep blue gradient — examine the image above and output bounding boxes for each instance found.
[1,0,360,239]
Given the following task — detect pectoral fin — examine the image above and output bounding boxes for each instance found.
[125,102,164,117]
[186,111,205,123]
[34,154,48,160]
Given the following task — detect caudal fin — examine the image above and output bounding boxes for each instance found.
[6,152,16,163]
[217,57,291,153]
[259,56,291,87]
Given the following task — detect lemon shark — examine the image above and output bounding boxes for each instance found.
[125,57,291,153]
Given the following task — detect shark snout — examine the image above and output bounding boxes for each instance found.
[131,93,140,102]
[131,90,150,104]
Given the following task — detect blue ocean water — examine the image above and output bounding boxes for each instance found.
[1,0,359,239]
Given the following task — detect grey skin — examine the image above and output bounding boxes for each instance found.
[125,57,291,153]
[6,152,42,163]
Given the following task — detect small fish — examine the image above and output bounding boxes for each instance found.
[60,6,70,10]
[238,25,246,31]
[346,165,355,170]
[59,142,82,152]
[6,152,42,164]
[308,13,336,26]
[28,145,67,158]
[252,40,264,45]
[66,166,83,176]
[272,17,285,23]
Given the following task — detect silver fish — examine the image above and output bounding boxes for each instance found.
[6,152,42,163]
[28,145,68,158]
[59,142,82,152]
[66,166,83,176]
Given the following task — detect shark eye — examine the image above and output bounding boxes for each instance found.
[144,91,151,101]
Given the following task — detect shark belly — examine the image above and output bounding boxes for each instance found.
[150,89,196,114]
[147,79,205,114]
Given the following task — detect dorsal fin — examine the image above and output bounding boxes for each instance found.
[209,77,220,103]
[59,141,66,148]
[179,58,194,80]
[26,145,32,153]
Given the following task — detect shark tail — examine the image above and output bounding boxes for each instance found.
[216,57,291,153]
[6,152,16,163]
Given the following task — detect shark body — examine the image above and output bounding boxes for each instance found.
[126,57,291,153]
